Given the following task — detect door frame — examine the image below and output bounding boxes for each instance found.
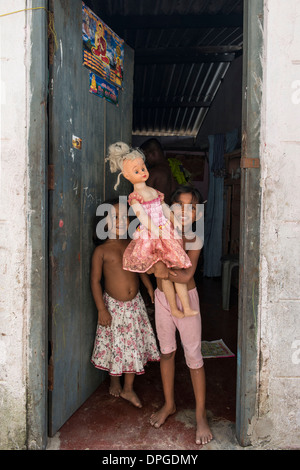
[26,0,49,450]
[235,0,264,446]
[26,0,264,449]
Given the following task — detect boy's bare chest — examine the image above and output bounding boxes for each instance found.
[103,243,127,268]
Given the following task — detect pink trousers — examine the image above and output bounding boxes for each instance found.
[155,287,204,369]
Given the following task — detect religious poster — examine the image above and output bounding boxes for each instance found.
[89,72,119,105]
[82,2,124,88]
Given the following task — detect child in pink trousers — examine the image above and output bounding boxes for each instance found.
[150,186,213,446]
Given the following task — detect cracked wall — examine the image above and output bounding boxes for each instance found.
[254,0,300,449]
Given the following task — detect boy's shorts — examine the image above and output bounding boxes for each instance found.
[154,287,204,369]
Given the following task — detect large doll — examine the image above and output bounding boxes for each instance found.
[106,142,198,319]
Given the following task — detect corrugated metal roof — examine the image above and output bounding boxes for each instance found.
[85,0,243,137]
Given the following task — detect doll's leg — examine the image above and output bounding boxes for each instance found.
[174,283,199,316]
[161,279,185,318]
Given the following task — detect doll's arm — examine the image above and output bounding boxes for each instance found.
[161,202,181,231]
[131,200,161,238]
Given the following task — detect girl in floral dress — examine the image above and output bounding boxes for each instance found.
[90,198,159,407]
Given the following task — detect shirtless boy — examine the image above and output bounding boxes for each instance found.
[90,199,160,407]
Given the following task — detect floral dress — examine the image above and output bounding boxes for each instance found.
[91,291,160,376]
[123,191,192,273]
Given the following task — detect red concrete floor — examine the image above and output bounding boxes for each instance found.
[48,275,239,451]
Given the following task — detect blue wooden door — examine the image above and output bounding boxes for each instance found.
[48,0,134,436]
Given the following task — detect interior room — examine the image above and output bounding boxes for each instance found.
[48,0,244,449]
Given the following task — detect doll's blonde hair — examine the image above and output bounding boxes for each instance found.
[106,142,145,190]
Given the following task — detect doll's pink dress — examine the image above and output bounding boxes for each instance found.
[123,191,192,273]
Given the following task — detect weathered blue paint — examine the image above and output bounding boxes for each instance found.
[27,0,49,450]
[48,0,134,436]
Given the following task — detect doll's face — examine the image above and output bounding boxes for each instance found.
[122,157,149,185]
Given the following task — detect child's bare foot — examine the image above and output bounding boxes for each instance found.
[109,376,122,397]
[120,389,142,408]
[195,413,213,445]
[149,404,176,428]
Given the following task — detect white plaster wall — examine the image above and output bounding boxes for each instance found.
[0,0,30,449]
[254,0,300,449]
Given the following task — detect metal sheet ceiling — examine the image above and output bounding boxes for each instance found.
[84,0,243,137]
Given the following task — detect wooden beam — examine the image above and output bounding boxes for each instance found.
[135,50,236,65]
[134,100,211,109]
[102,13,243,30]
[137,45,242,56]
[135,46,241,65]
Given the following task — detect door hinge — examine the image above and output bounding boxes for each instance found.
[240,157,260,169]
[48,164,54,190]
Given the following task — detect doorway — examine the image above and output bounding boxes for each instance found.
[44,0,263,448]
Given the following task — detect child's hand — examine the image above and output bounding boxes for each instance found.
[98,308,112,327]
[152,261,178,279]
[168,268,178,277]
[153,261,169,279]
[147,285,154,303]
